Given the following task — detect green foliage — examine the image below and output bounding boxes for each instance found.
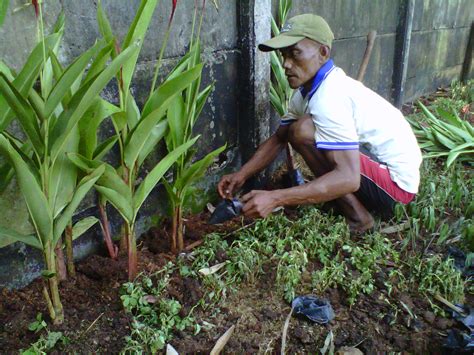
[409,255,465,303]
[269,0,293,116]
[120,264,196,353]
[28,313,47,333]
[406,88,474,167]
[21,331,68,355]
[0,8,134,321]
[163,7,226,253]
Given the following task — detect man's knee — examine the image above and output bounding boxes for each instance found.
[288,115,315,148]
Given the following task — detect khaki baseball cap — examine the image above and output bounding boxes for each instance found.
[259,14,334,52]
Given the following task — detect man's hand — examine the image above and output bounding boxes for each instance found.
[217,172,246,199]
[241,190,279,218]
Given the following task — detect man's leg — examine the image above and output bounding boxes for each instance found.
[287,116,374,232]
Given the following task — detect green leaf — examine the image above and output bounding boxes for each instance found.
[48,125,80,218]
[447,149,474,167]
[0,135,52,244]
[97,1,115,49]
[121,0,160,97]
[176,144,226,192]
[71,216,99,240]
[167,95,186,149]
[0,226,41,249]
[84,42,113,84]
[126,64,203,169]
[96,185,134,223]
[53,165,105,244]
[0,34,60,130]
[50,43,139,162]
[133,136,199,217]
[137,120,168,167]
[0,0,9,26]
[93,136,118,160]
[45,40,103,117]
[0,74,44,155]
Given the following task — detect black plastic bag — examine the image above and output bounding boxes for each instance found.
[208,199,243,224]
[292,295,335,324]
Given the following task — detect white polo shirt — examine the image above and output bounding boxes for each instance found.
[281,67,422,193]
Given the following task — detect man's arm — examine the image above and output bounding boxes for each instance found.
[217,125,290,198]
[241,149,360,217]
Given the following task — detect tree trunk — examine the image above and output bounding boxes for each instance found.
[55,239,67,282]
[44,242,64,324]
[98,202,118,259]
[64,222,75,277]
[126,223,137,281]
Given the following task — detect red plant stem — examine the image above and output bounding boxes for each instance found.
[55,239,67,282]
[31,0,39,17]
[98,202,118,259]
[64,223,76,277]
[171,209,178,254]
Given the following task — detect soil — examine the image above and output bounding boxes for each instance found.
[0,206,471,354]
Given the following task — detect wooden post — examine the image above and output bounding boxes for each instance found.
[393,0,415,108]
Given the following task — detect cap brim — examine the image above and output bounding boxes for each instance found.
[258,34,305,52]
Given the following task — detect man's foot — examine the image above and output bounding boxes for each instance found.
[347,213,375,235]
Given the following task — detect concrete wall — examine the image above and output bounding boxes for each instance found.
[0,0,472,288]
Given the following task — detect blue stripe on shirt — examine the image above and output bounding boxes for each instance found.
[316,141,359,150]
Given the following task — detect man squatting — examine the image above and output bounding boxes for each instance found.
[217,14,422,233]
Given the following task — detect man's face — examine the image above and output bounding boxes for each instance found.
[280,38,326,90]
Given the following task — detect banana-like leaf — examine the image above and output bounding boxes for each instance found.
[96,185,134,223]
[0,60,14,81]
[126,92,140,129]
[0,134,52,244]
[45,41,103,117]
[50,43,139,162]
[121,0,160,98]
[72,216,99,241]
[0,34,60,130]
[41,14,65,99]
[126,64,203,169]
[133,136,199,217]
[137,120,168,167]
[167,95,186,149]
[142,64,203,117]
[97,0,117,61]
[176,144,226,192]
[53,165,105,244]
[67,153,132,202]
[194,84,213,125]
[49,125,80,218]
[0,160,14,193]
[0,74,44,155]
[84,43,113,85]
[79,98,120,159]
[93,136,118,160]
[447,149,474,168]
[165,52,192,82]
[0,226,41,249]
[0,0,8,26]
[28,89,46,123]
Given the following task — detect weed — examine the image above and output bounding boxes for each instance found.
[120,263,196,352]
[21,331,68,355]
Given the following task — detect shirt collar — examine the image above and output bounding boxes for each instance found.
[299,59,335,100]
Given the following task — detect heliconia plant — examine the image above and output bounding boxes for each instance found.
[163,1,225,253]
[0,2,137,322]
[68,0,201,280]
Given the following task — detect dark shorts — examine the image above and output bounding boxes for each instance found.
[355,146,415,216]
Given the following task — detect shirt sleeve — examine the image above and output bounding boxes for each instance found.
[309,95,359,150]
[280,91,303,126]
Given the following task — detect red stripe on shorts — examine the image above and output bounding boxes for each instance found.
[359,153,415,204]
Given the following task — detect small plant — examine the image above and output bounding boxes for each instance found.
[71,0,200,280]
[163,1,225,253]
[407,100,474,167]
[120,265,197,353]
[28,313,47,333]
[21,331,68,355]
[0,4,135,322]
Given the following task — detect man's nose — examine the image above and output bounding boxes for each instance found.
[282,58,291,70]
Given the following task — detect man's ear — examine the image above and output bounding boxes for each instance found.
[319,45,330,59]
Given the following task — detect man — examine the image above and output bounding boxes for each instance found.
[217,14,422,233]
